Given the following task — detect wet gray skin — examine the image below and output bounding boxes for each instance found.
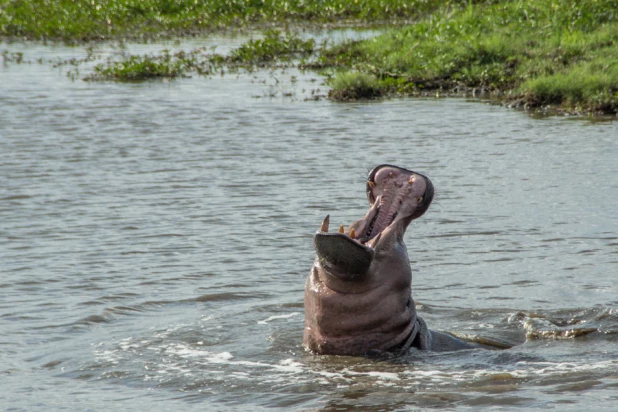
[304,164,484,356]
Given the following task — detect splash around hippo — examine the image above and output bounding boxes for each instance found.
[304,164,486,356]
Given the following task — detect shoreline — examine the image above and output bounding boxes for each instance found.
[2,0,616,117]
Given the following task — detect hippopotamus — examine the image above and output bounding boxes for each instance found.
[304,164,484,356]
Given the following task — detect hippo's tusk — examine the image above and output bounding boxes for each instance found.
[320,215,330,232]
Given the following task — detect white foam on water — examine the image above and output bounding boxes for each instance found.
[315,370,345,379]
[308,368,404,386]
[402,370,452,379]
[434,359,618,383]
[398,358,618,386]
[257,312,301,324]
[510,359,617,377]
[163,344,306,375]
[366,371,401,381]
[93,333,618,396]
[275,358,306,373]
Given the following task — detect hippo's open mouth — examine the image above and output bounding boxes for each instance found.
[314,165,434,277]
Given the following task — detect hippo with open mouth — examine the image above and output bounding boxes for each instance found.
[304,164,483,356]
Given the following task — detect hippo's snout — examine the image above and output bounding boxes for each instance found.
[365,164,434,225]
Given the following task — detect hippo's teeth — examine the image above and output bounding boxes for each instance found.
[339,225,344,234]
[320,215,330,232]
[417,197,424,203]
[350,228,356,239]
[367,180,375,189]
[368,232,382,248]
[408,176,415,184]
[365,220,374,238]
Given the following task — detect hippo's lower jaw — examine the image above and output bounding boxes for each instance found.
[314,165,434,279]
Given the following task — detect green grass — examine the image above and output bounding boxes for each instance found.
[229,30,315,63]
[2,0,616,114]
[321,0,618,113]
[86,50,197,81]
[85,30,315,80]
[0,0,454,41]
[521,57,618,110]
[328,71,382,100]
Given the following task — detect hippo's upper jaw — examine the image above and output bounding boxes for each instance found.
[314,165,434,279]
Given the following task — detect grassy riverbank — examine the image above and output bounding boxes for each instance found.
[1,0,616,115]
[0,0,447,41]
[322,0,618,114]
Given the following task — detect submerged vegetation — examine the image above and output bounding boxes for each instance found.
[85,30,316,81]
[87,50,198,81]
[228,30,315,63]
[1,0,616,115]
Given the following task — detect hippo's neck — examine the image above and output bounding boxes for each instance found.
[303,267,418,356]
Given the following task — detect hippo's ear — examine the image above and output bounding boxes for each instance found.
[314,233,375,280]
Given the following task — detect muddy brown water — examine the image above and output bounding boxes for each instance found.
[1,39,617,411]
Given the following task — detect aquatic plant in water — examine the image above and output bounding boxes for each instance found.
[328,71,382,100]
[87,50,199,81]
[228,30,316,64]
[85,30,318,81]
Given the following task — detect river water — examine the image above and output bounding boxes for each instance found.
[1,39,617,411]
